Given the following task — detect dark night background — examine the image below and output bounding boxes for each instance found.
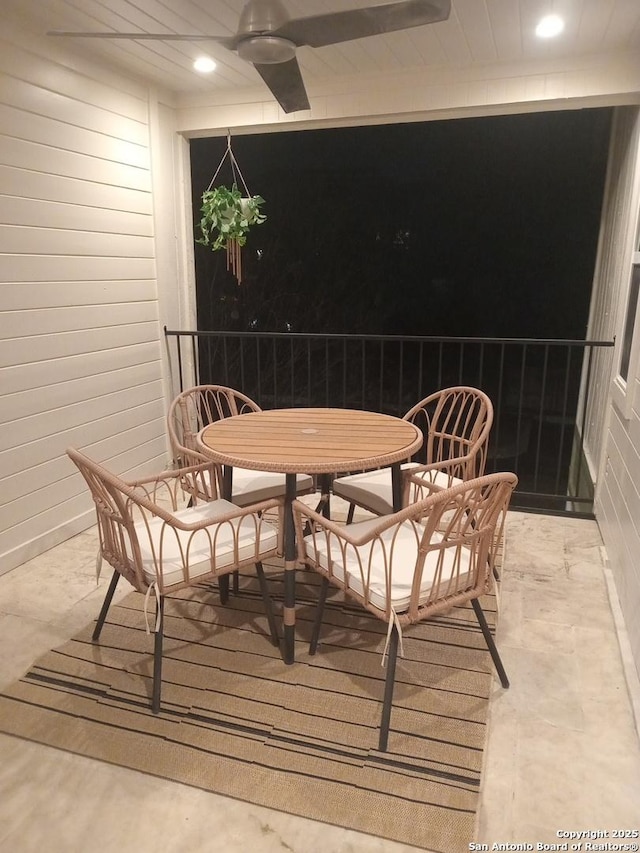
[191,108,612,339]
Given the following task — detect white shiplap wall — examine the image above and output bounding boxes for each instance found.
[0,26,170,574]
[590,107,640,680]
[584,110,639,479]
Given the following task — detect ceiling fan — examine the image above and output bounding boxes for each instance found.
[47,0,451,113]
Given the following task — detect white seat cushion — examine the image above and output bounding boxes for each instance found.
[332,463,462,516]
[231,469,314,505]
[134,499,278,588]
[303,518,472,613]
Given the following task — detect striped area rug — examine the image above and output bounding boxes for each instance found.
[0,563,498,852]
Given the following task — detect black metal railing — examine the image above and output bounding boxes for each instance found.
[164,328,614,517]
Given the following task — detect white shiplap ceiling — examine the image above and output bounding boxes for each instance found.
[3,0,640,103]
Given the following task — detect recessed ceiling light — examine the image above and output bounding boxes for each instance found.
[535,14,565,38]
[193,56,216,73]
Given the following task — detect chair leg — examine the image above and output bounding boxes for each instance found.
[152,596,165,714]
[379,625,400,752]
[319,473,332,519]
[92,569,120,642]
[301,476,332,537]
[345,502,355,524]
[219,573,230,604]
[255,562,279,646]
[309,576,330,655]
[471,598,509,688]
[217,572,238,598]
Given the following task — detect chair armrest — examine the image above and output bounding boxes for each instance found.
[125,459,216,488]
[404,453,474,481]
[124,463,283,531]
[294,473,490,551]
[123,459,221,507]
[172,446,213,469]
[402,454,476,504]
[159,496,284,532]
[292,496,432,549]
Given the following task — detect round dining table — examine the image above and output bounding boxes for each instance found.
[197,407,423,663]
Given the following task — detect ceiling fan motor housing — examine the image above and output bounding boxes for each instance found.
[237,35,297,64]
[236,0,295,64]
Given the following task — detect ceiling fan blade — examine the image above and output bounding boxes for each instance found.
[47,30,237,47]
[276,0,451,48]
[253,58,310,113]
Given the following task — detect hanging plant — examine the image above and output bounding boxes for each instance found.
[196,135,266,284]
[197,183,266,251]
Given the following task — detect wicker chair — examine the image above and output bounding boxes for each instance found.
[167,384,314,505]
[331,386,493,522]
[293,470,517,751]
[67,447,283,714]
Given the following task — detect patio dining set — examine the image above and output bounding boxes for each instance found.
[67,384,517,752]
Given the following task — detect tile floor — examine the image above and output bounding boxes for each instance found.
[0,506,639,852]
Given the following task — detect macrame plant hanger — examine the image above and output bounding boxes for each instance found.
[207,131,253,284]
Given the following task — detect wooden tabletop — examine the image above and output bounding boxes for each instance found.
[197,407,423,474]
